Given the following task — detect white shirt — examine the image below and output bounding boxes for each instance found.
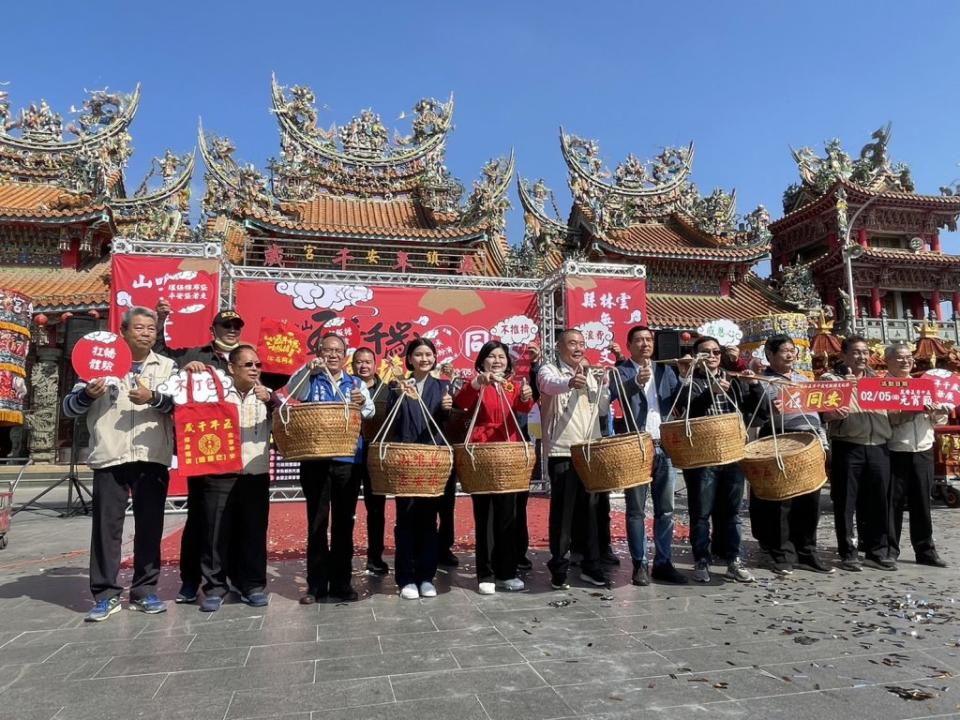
[633,359,662,440]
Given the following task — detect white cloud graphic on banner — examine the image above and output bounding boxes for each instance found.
[576,321,613,350]
[491,315,538,345]
[275,282,372,311]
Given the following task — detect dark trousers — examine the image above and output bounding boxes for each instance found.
[472,493,518,582]
[684,462,745,563]
[178,477,203,586]
[359,461,386,563]
[198,473,269,597]
[547,457,600,577]
[516,491,530,560]
[749,488,822,565]
[89,462,169,602]
[300,460,360,594]
[394,496,439,587]
[438,472,457,554]
[831,440,893,561]
[890,448,937,560]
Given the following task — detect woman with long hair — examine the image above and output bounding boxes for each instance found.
[454,341,534,594]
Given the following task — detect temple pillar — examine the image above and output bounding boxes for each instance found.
[931,232,941,253]
[857,227,868,248]
[871,287,882,317]
[910,292,926,319]
[719,276,731,297]
[932,289,942,320]
[25,347,62,463]
[952,290,960,318]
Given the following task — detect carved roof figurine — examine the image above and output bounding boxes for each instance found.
[783,123,915,213]
[778,260,821,312]
[200,77,514,274]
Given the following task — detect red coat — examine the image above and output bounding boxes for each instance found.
[454,380,535,443]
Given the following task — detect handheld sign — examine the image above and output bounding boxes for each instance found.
[71,331,133,381]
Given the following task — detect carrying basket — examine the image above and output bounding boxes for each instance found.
[274,365,362,460]
[569,367,653,493]
[660,414,746,470]
[367,381,454,497]
[740,432,826,501]
[454,382,533,494]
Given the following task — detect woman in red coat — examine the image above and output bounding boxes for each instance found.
[455,340,534,594]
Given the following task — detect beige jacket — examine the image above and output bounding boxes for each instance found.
[65,351,177,470]
[888,407,949,453]
[537,360,609,458]
[225,386,272,475]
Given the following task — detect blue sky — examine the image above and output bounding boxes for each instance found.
[6,1,960,262]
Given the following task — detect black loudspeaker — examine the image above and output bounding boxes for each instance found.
[63,315,99,360]
[655,329,682,362]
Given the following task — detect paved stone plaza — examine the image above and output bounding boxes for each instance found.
[0,487,958,720]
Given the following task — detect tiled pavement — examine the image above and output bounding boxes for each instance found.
[0,490,958,720]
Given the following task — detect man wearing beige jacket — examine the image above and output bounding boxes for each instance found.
[538,329,610,589]
[885,343,949,568]
[63,307,176,621]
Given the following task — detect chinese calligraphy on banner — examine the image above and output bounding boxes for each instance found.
[256,319,308,374]
[110,254,221,349]
[564,276,648,365]
[780,381,853,413]
[232,280,540,379]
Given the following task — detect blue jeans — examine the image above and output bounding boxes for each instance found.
[624,446,674,568]
[683,463,745,563]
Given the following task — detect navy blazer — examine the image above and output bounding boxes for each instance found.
[611,361,680,432]
[385,376,450,445]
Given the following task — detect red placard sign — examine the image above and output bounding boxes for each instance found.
[71,331,133,381]
[110,254,221,349]
[780,380,853,413]
[232,280,540,381]
[564,275,647,365]
[923,369,960,405]
[257,319,309,374]
[856,376,937,411]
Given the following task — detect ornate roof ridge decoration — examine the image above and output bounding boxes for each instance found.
[783,123,915,213]
[517,175,570,250]
[198,120,273,217]
[269,75,455,200]
[115,150,195,207]
[113,150,195,241]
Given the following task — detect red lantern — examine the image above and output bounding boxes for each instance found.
[60,312,73,322]
[34,313,48,327]
[680,331,692,343]
[88,309,100,320]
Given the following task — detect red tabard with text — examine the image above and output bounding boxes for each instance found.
[174,370,242,478]
[856,376,937,411]
[232,280,539,380]
[564,276,648,365]
[779,381,853,413]
[256,319,308,374]
[110,254,221,349]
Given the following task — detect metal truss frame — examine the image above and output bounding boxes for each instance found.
[112,238,223,259]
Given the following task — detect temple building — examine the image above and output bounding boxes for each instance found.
[769,125,960,338]
[0,85,193,460]
[199,76,514,276]
[517,130,795,329]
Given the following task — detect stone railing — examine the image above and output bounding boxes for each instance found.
[858,309,960,344]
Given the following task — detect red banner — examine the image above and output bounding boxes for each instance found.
[110,254,221,349]
[257,319,308,374]
[70,331,133,381]
[564,276,648,365]
[780,381,853,413]
[856,376,938,411]
[232,280,540,380]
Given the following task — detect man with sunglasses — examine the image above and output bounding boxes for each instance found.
[284,333,374,603]
[196,345,275,611]
[153,306,247,605]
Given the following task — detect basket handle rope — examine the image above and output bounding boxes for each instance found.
[580,367,646,469]
[462,381,532,470]
[369,386,409,468]
[412,385,455,468]
[276,364,313,429]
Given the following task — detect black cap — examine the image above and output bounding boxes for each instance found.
[213,310,244,327]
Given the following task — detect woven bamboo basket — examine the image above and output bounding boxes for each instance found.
[660,413,746,470]
[454,442,534,494]
[740,432,826,501]
[367,442,453,497]
[272,402,362,460]
[571,433,654,493]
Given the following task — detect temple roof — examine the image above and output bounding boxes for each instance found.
[599,216,770,262]
[0,259,110,311]
[647,275,794,329]
[0,182,105,222]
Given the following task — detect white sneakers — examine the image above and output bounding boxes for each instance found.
[400,582,438,599]
[478,582,496,595]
